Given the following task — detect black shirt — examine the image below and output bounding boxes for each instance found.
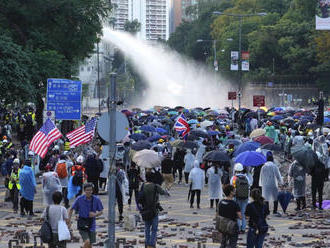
[161,158,174,174]
[245,201,270,227]
[218,199,241,221]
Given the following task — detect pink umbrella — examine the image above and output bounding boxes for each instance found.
[254,135,274,145]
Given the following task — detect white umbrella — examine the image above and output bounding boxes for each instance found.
[250,128,266,139]
[200,120,214,128]
[132,149,162,168]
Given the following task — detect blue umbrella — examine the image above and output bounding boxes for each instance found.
[208,130,220,136]
[235,151,266,166]
[225,139,242,147]
[271,115,284,121]
[130,133,147,141]
[324,117,330,123]
[188,119,198,124]
[147,134,162,142]
[277,191,294,213]
[131,140,152,151]
[273,107,284,111]
[156,127,168,134]
[140,125,156,132]
[233,141,261,157]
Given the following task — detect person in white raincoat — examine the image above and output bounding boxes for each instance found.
[188,160,205,208]
[206,163,223,208]
[195,142,206,163]
[116,164,129,221]
[259,151,283,215]
[42,171,62,206]
[184,149,195,185]
[99,154,110,191]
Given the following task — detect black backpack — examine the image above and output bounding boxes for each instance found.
[235,175,249,199]
[72,169,83,186]
[39,206,53,243]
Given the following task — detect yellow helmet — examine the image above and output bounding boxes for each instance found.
[226,125,230,130]
[158,139,164,143]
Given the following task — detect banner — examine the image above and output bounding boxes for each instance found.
[230,51,239,71]
[316,0,330,30]
[241,51,250,71]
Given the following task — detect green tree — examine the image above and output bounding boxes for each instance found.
[124,19,141,34]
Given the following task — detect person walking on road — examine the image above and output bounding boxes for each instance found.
[217,184,242,248]
[8,158,20,213]
[55,154,70,208]
[288,159,306,211]
[245,188,270,248]
[68,183,103,248]
[41,191,70,248]
[207,163,223,209]
[188,160,205,209]
[183,149,195,185]
[161,152,174,191]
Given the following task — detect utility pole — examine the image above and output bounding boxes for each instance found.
[106,73,117,248]
[97,42,101,113]
[238,16,242,111]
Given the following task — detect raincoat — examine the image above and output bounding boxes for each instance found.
[184,150,195,173]
[206,166,222,200]
[54,159,70,187]
[19,165,36,201]
[313,136,329,167]
[288,161,306,198]
[265,125,278,143]
[259,161,283,201]
[42,172,62,205]
[195,144,206,163]
[188,161,205,190]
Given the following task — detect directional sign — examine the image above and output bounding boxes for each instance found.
[228,92,237,100]
[253,95,265,107]
[46,78,82,120]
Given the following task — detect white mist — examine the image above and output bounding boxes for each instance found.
[102,27,235,109]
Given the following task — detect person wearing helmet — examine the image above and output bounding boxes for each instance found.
[71,156,86,197]
[9,158,21,213]
[230,163,252,233]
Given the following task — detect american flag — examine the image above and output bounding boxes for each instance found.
[174,114,190,138]
[66,118,97,148]
[29,118,62,158]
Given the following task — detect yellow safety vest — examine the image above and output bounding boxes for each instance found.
[8,170,20,190]
[64,141,70,151]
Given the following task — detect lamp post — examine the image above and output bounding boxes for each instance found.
[196,39,218,71]
[213,11,267,110]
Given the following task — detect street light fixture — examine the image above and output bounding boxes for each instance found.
[213,11,267,110]
[196,39,218,71]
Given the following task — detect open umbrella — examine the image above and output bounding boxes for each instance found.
[177,140,199,150]
[130,133,147,142]
[170,139,183,147]
[208,130,220,136]
[140,125,156,132]
[131,140,152,151]
[261,143,282,151]
[133,149,162,168]
[190,130,209,138]
[277,191,294,213]
[200,120,214,128]
[156,127,168,134]
[250,129,266,139]
[271,115,284,121]
[225,139,242,147]
[234,142,261,157]
[187,134,199,141]
[203,150,230,162]
[147,134,162,142]
[188,119,198,124]
[234,151,266,167]
[254,135,274,145]
[291,145,318,171]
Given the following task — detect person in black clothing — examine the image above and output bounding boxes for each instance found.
[127,162,140,207]
[311,155,326,210]
[245,188,270,248]
[161,153,174,191]
[173,148,186,184]
[85,153,103,195]
[217,184,242,248]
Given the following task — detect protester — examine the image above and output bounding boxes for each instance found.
[161,152,174,191]
[8,158,20,213]
[183,149,195,185]
[19,159,37,219]
[217,184,242,248]
[71,155,86,197]
[188,160,205,209]
[85,153,103,195]
[173,148,185,184]
[206,163,223,209]
[42,171,62,206]
[68,183,103,248]
[245,188,270,248]
[116,163,129,221]
[288,160,306,211]
[127,162,140,207]
[259,152,283,215]
[55,154,70,208]
[41,191,69,248]
[311,153,326,210]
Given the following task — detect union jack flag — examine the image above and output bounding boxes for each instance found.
[174,114,190,138]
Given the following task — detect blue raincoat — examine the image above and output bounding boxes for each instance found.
[67,176,81,200]
[19,165,36,201]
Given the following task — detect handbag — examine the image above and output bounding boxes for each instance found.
[215,215,237,235]
[58,208,71,241]
[252,203,269,234]
[77,196,94,231]
[40,206,53,243]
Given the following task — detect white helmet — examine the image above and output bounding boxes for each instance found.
[13,158,20,164]
[76,155,84,164]
[28,151,34,156]
[234,163,244,172]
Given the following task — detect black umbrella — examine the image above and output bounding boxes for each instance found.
[190,130,209,138]
[131,140,151,151]
[291,145,318,171]
[177,140,199,150]
[187,134,199,141]
[203,150,231,162]
[261,143,283,151]
[277,191,294,213]
[245,112,258,118]
[225,139,242,147]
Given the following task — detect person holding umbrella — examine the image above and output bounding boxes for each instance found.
[288,159,306,211]
[259,151,283,216]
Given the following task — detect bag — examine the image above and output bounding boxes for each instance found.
[58,208,71,241]
[235,175,249,199]
[138,184,157,221]
[72,169,83,186]
[252,203,269,234]
[215,215,237,235]
[56,162,68,179]
[77,196,94,231]
[40,206,53,243]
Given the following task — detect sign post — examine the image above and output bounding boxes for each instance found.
[253,95,265,122]
[228,92,237,109]
[46,78,82,120]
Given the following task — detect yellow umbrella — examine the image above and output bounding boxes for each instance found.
[250,128,266,139]
[260,106,268,112]
[267,112,276,116]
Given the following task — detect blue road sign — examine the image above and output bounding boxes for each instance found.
[46,78,82,120]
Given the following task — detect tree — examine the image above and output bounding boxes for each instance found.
[124,19,141,34]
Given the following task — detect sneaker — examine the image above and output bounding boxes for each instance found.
[20,213,26,218]
[119,215,124,221]
[190,205,194,208]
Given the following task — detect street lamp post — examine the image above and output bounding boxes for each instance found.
[213,11,267,110]
[196,39,218,71]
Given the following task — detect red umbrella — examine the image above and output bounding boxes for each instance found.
[254,135,274,145]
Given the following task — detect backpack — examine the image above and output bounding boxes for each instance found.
[56,162,68,179]
[235,175,249,199]
[72,169,83,186]
[137,183,157,221]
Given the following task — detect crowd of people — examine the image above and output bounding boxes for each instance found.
[0,105,330,248]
